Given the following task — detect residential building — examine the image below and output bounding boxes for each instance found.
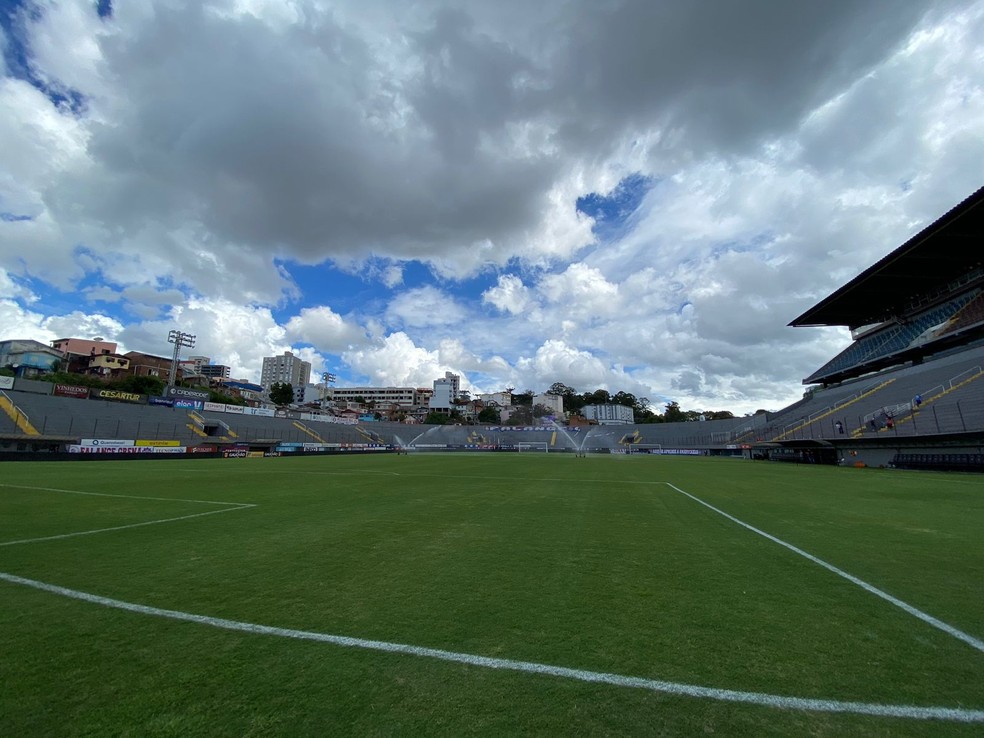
[214,379,266,406]
[533,393,564,418]
[124,351,173,379]
[186,355,211,374]
[88,353,130,378]
[199,364,231,380]
[260,351,311,402]
[477,391,512,407]
[429,375,457,411]
[0,339,64,377]
[51,337,117,357]
[324,386,422,408]
[582,403,635,425]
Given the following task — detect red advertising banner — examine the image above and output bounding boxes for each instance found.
[54,384,90,399]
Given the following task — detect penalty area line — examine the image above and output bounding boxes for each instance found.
[0,483,255,507]
[0,505,255,547]
[664,482,984,655]
[0,571,982,723]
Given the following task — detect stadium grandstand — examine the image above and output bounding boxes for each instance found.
[1,188,982,470]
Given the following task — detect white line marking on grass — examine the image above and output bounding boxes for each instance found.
[0,483,256,547]
[0,572,981,723]
[664,483,984,655]
[0,505,254,547]
[0,483,252,507]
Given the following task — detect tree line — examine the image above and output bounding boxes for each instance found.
[538,382,744,424]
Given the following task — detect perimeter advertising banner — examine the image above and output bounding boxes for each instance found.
[149,396,175,407]
[80,438,134,447]
[90,388,146,404]
[68,445,187,454]
[165,386,210,402]
[54,383,89,399]
[135,439,181,447]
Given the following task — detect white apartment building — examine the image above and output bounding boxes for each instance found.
[260,351,312,402]
[428,372,461,412]
[582,403,634,425]
[533,393,564,417]
[324,386,422,408]
[477,391,512,407]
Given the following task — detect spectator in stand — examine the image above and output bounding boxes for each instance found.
[913,393,923,410]
[835,420,845,434]
[886,414,894,430]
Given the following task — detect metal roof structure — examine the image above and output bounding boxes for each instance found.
[790,187,984,330]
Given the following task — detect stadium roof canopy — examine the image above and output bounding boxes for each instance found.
[790,186,984,330]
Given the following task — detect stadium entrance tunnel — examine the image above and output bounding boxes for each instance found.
[753,440,838,465]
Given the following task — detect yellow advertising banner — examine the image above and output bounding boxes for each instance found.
[135,439,181,447]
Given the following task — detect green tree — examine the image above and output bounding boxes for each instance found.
[505,405,533,425]
[114,374,165,396]
[478,406,501,424]
[512,390,534,406]
[662,401,687,423]
[424,411,450,425]
[269,382,295,406]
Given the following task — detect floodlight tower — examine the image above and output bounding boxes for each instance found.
[167,329,196,388]
[321,371,337,408]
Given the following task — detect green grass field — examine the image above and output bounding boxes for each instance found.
[1,454,982,736]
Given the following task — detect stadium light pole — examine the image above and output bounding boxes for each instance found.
[321,371,336,409]
[167,330,196,388]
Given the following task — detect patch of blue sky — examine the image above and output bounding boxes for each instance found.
[274,261,396,322]
[575,173,654,241]
[277,258,504,326]
[1,212,33,222]
[0,1,88,116]
[14,278,94,318]
[96,0,113,19]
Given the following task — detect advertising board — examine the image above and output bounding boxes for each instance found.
[90,389,146,403]
[0,376,13,390]
[80,439,134,447]
[135,439,181,447]
[54,384,89,399]
[165,386,210,401]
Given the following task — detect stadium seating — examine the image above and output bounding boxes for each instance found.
[805,291,978,384]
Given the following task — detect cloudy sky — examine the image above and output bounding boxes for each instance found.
[1,0,981,414]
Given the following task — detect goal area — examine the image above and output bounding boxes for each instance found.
[517,442,549,453]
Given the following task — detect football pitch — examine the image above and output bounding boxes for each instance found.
[1,454,982,736]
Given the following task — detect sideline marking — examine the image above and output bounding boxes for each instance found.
[0,571,981,723]
[0,483,256,547]
[665,482,984,654]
